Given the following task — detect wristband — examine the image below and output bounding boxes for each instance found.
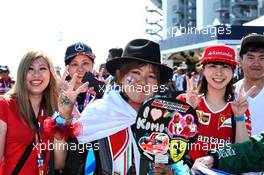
[234,115,247,121]
[169,160,190,175]
[52,112,72,126]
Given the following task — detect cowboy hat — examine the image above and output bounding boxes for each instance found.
[106,39,173,83]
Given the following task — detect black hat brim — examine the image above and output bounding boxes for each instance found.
[106,56,173,84]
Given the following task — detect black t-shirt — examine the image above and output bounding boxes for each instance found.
[61,93,101,175]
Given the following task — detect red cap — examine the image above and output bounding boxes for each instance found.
[200,44,236,67]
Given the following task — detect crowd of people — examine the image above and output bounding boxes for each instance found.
[0,32,264,175]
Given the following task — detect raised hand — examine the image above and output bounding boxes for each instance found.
[231,83,256,117]
[186,75,201,109]
[59,73,89,117]
[51,67,88,120]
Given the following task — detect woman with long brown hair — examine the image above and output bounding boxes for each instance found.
[0,50,67,175]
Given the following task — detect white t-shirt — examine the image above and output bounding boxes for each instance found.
[235,79,264,136]
[235,79,264,175]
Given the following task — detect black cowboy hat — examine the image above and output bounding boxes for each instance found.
[106,39,173,83]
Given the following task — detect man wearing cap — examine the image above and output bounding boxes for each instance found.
[0,65,15,95]
[236,33,264,137]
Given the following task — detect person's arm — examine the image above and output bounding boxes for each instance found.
[0,120,7,163]
[231,84,257,143]
[213,133,264,173]
[192,133,264,174]
[51,70,88,169]
[234,117,250,143]
[53,138,68,170]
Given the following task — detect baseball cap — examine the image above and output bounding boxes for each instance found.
[200,44,236,68]
[239,33,264,57]
[0,65,9,73]
[64,42,95,65]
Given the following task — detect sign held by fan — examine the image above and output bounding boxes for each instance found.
[134,97,198,164]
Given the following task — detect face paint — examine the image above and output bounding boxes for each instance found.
[126,76,135,85]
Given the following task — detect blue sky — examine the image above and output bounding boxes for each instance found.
[0,0,153,78]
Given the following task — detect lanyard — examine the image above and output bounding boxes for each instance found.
[31,108,45,175]
[73,90,93,113]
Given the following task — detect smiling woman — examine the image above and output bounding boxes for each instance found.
[176,44,256,164]
[0,50,66,175]
[75,39,174,175]
[26,57,51,97]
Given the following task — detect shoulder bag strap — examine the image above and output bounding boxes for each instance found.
[11,138,34,175]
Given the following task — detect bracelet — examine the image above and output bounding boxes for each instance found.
[52,112,72,126]
[169,160,190,175]
[234,115,247,121]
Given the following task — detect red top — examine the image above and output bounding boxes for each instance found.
[177,94,235,160]
[0,96,51,175]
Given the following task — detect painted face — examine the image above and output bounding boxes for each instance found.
[121,64,158,104]
[203,63,233,90]
[26,57,50,96]
[68,54,94,86]
[241,51,264,81]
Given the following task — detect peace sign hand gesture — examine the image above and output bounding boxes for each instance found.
[186,75,201,109]
[51,67,88,120]
[231,84,256,117]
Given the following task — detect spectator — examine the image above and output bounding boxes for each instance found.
[107,47,123,62]
[193,63,202,87]
[172,62,187,94]
[60,42,102,175]
[0,65,15,95]
[234,33,264,175]
[177,44,255,161]
[77,39,175,174]
[235,33,264,136]
[105,48,124,84]
[0,50,67,175]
